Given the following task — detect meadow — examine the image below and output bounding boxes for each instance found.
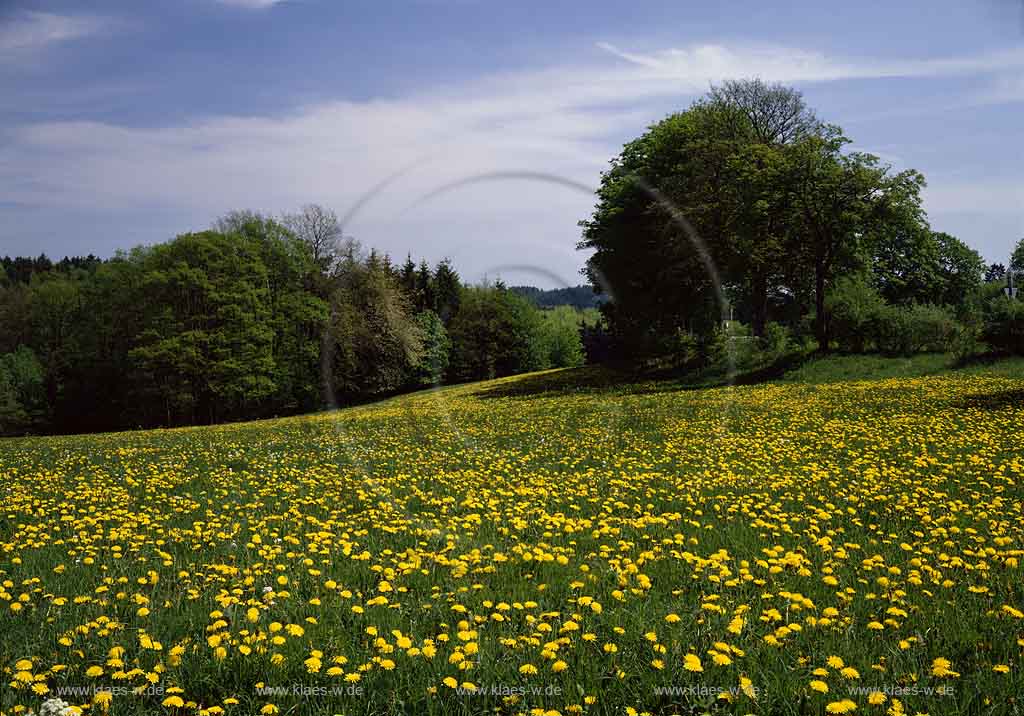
[2,358,1023,716]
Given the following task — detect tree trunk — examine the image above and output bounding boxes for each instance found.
[751,271,768,338]
[814,260,830,353]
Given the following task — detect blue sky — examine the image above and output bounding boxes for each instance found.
[1,0,1022,287]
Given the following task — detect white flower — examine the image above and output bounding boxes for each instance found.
[40,698,73,716]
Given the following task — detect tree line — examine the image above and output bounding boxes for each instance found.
[0,207,589,436]
[6,79,1022,433]
[509,285,606,310]
[581,79,1023,368]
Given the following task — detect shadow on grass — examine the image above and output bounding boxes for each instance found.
[470,351,815,401]
[733,351,814,385]
[469,352,1024,411]
[469,365,653,400]
[950,389,1024,411]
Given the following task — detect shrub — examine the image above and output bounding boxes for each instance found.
[827,276,963,356]
[825,275,886,353]
[538,306,586,369]
[873,303,959,356]
[703,321,796,376]
[761,322,794,363]
[708,322,759,373]
[948,322,985,364]
[0,346,46,435]
[980,295,1024,355]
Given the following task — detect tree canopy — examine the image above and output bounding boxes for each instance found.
[1,208,590,435]
[580,80,990,362]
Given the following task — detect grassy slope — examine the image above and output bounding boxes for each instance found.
[1,356,1023,715]
[779,353,1024,385]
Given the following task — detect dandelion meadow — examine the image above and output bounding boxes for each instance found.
[2,364,1023,716]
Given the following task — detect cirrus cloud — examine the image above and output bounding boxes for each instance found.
[0,11,108,54]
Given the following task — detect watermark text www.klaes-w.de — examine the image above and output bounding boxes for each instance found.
[454,684,562,697]
[52,685,165,698]
[252,683,559,699]
[847,684,955,698]
[653,685,761,698]
[254,684,365,698]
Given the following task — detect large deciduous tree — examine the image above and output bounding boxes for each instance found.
[933,232,985,311]
[709,78,819,146]
[216,211,329,414]
[579,102,744,358]
[581,81,942,357]
[282,204,344,278]
[709,79,819,337]
[1011,238,1024,280]
[787,127,926,350]
[129,231,277,425]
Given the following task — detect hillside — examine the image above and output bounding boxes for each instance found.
[509,284,605,310]
[2,357,1023,715]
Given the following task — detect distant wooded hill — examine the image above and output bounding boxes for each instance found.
[509,285,605,310]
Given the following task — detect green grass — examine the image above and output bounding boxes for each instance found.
[780,353,1024,384]
[779,353,954,384]
[1,356,1023,716]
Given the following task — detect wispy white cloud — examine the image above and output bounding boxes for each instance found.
[596,42,864,83]
[215,0,288,9]
[596,42,1024,84]
[0,11,107,54]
